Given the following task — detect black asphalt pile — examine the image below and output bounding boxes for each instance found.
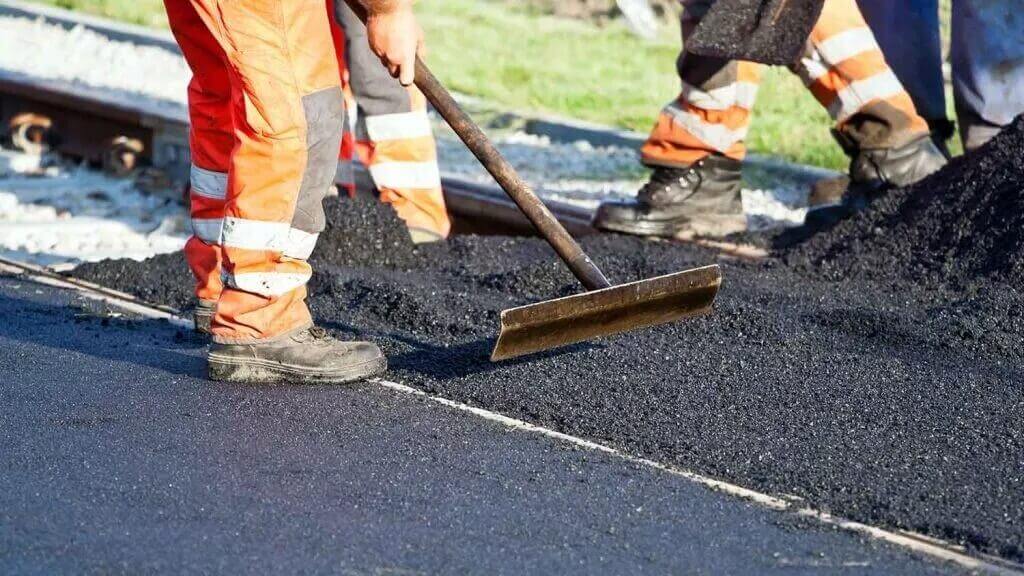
[74,194,1024,562]
[790,115,1024,289]
[686,0,824,65]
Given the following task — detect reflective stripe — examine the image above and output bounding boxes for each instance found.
[815,27,878,66]
[283,228,319,260]
[191,165,228,200]
[364,111,433,141]
[335,159,354,187]
[799,55,831,84]
[680,80,759,111]
[225,271,311,297]
[191,218,223,244]
[221,217,289,251]
[369,161,442,190]
[829,70,905,122]
[663,102,748,153]
[219,217,319,259]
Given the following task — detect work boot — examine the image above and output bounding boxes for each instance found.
[805,133,947,228]
[208,326,387,384]
[593,155,746,238]
[194,299,216,336]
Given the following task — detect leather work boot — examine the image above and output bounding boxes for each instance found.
[194,299,216,336]
[208,326,387,384]
[593,155,746,238]
[805,133,948,228]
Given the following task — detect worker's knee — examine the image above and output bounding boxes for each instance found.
[293,86,346,238]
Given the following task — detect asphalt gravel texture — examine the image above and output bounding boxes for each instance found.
[790,116,1024,290]
[0,275,963,574]
[685,0,824,65]
[75,122,1024,563]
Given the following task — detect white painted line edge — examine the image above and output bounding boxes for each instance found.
[372,379,1021,575]
[3,262,1021,576]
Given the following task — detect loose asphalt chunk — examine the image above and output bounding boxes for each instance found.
[74,120,1024,563]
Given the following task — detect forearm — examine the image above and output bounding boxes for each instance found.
[358,0,413,15]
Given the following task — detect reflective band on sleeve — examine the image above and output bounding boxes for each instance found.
[190,165,228,200]
[814,27,878,66]
[191,218,224,244]
[364,111,434,142]
[224,271,311,297]
[369,161,442,190]
[663,103,749,153]
[679,81,760,111]
[829,70,904,122]
[283,228,319,260]
[220,217,290,252]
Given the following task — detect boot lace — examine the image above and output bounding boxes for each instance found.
[638,165,701,206]
[307,326,330,340]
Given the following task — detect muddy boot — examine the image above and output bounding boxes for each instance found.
[194,299,216,336]
[805,133,948,228]
[208,326,387,384]
[593,155,746,238]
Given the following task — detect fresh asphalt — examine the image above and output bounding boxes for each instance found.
[0,274,967,575]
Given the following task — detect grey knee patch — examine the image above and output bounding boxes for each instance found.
[293,87,346,236]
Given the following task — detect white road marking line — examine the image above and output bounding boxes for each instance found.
[2,258,1021,576]
[374,379,1023,575]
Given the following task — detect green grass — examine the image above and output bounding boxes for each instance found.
[28,0,956,169]
[39,0,166,27]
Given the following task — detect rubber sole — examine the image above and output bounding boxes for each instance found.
[207,353,387,385]
[595,213,748,239]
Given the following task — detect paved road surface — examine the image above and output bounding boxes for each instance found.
[0,273,962,574]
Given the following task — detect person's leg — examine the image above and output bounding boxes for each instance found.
[334,0,451,242]
[794,0,945,191]
[594,0,759,238]
[326,0,357,197]
[951,0,1024,151]
[641,0,762,167]
[856,0,949,138]
[164,0,234,333]
[183,0,384,382]
[796,0,930,149]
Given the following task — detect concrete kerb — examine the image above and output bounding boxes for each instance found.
[2,255,1021,576]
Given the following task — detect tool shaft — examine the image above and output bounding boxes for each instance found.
[414,61,612,290]
[341,0,610,291]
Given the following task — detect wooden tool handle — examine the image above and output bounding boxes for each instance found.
[340,1,610,291]
[413,61,612,291]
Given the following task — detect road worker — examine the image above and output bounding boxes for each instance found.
[330,0,451,243]
[166,0,421,383]
[594,0,948,238]
[858,0,1024,154]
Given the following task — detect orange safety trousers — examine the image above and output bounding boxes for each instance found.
[643,0,930,168]
[168,0,345,343]
[330,0,451,239]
